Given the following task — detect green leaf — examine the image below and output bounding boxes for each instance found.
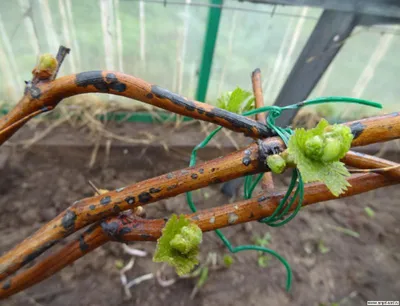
[258,255,271,268]
[114,259,124,270]
[287,119,352,196]
[196,267,209,288]
[253,232,272,248]
[327,225,360,238]
[153,214,202,276]
[364,206,375,218]
[216,87,254,114]
[318,240,330,254]
[223,254,234,268]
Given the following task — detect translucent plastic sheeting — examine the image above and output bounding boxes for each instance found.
[207,1,321,104]
[0,0,399,119]
[310,24,400,118]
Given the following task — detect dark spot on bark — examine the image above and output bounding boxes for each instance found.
[211,178,222,184]
[113,205,121,213]
[79,235,89,252]
[62,210,77,232]
[209,107,273,137]
[249,212,255,219]
[257,139,284,170]
[163,217,169,222]
[191,173,198,179]
[211,168,216,172]
[205,112,216,118]
[100,221,119,238]
[21,240,59,266]
[242,156,251,166]
[197,107,205,114]
[89,205,96,210]
[151,85,196,111]
[150,187,161,194]
[167,184,178,191]
[100,196,111,205]
[350,122,365,139]
[85,224,98,234]
[76,71,126,93]
[2,279,11,290]
[199,168,204,174]
[252,68,261,77]
[258,195,267,202]
[146,93,154,99]
[29,85,41,99]
[140,234,152,239]
[119,227,132,235]
[125,196,135,205]
[139,192,152,203]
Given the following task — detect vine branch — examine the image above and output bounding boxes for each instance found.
[252,68,274,191]
[0,47,399,300]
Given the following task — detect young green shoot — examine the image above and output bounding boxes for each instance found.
[267,119,354,196]
[216,87,254,114]
[153,214,203,276]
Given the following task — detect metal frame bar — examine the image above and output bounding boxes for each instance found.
[241,0,400,19]
[195,0,223,102]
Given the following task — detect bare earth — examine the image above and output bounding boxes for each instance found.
[0,126,399,306]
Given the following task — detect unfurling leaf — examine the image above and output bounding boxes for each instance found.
[153,214,202,276]
[216,87,254,114]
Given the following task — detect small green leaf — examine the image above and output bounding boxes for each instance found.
[364,206,375,218]
[153,214,202,276]
[253,232,271,248]
[258,255,271,268]
[216,87,254,114]
[196,267,209,288]
[318,240,330,254]
[115,259,124,270]
[223,254,234,267]
[328,225,360,238]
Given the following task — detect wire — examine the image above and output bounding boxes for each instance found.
[122,0,319,19]
[185,95,382,292]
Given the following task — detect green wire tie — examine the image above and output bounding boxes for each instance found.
[186,96,382,292]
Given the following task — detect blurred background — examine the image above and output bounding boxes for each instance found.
[0,0,399,120]
[0,1,399,306]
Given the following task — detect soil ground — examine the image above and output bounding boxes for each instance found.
[0,123,399,306]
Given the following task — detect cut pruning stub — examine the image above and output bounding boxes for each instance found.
[153,214,202,276]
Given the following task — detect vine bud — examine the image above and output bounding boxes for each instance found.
[321,137,342,162]
[32,53,58,80]
[170,224,202,255]
[266,154,287,174]
[304,135,324,160]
